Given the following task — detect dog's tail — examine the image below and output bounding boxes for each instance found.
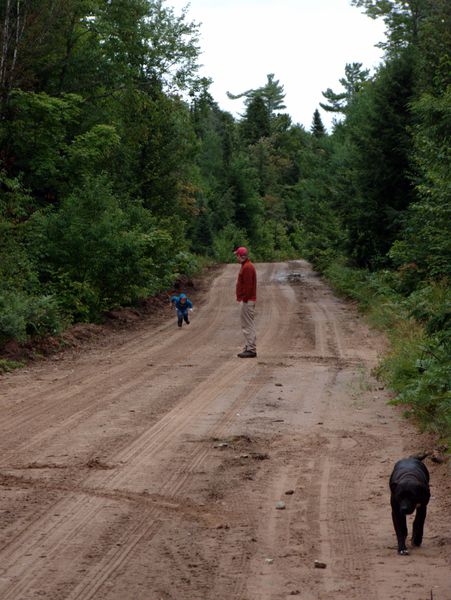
[409,451,431,461]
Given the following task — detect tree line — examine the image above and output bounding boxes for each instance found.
[0,1,449,361]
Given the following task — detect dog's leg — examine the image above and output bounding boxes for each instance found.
[412,504,427,547]
[391,499,408,554]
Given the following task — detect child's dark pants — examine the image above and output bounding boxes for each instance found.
[177,310,190,327]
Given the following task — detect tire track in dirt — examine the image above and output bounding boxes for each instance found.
[1,261,449,600]
[63,263,291,600]
[239,369,338,600]
[88,265,292,599]
[206,265,304,600]
[238,261,383,600]
[305,299,344,360]
[175,263,353,600]
[289,280,380,598]
[0,360,251,600]
[0,272,232,451]
[0,263,292,600]
[0,270,239,599]
[314,432,380,598]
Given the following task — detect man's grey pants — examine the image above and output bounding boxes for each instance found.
[240,301,256,352]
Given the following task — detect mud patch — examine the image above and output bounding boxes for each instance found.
[86,457,114,470]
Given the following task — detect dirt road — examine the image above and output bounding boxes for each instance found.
[0,261,449,600]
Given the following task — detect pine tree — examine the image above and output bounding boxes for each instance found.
[340,49,416,268]
[351,0,430,52]
[241,95,271,144]
[320,63,370,115]
[311,109,326,137]
[227,73,286,117]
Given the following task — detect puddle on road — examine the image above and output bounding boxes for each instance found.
[274,270,304,284]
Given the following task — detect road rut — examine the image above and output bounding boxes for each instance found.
[0,260,449,599]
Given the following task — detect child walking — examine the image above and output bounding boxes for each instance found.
[170,293,193,327]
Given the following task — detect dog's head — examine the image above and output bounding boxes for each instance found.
[398,493,417,515]
[390,457,431,511]
[392,476,429,513]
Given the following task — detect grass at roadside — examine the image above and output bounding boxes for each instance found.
[0,359,26,374]
[324,260,450,446]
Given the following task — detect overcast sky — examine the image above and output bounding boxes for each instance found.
[167,0,386,129]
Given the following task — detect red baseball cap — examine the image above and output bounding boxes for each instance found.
[234,246,248,256]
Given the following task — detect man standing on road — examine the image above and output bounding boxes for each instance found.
[234,246,257,358]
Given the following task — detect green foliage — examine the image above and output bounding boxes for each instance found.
[29,176,186,319]
[324,261,451,441]
[227,154,263,236]
[67,124,121,180]
[351,0,430,53]
[290,132,347,271]
[47,276,99,323]
[241,96,271,145]
[403,283,450,341]
[26,294,66,337]
[326,262,386,319]
[252,218,296,261]
[0,0,448,452]
[0,174,38,291]
[0,170,35,221]
[415,0,451,95]
[0,289,63,343]
[311,109,326,137]
[384,330,451,442]
[227,73,286,117]
[294,198,346,273]
[0,359,26,374]
[320,62,370,115]
[137,94,199,219]
[4,91,82,190]
[0,173,65,342]
[212,223,248,263]
[337,50,416,268]
[0,290,30,343]
[389,89,451,282]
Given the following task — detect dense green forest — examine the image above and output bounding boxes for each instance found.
[0,1,449,438]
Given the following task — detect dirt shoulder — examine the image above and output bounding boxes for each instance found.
[0,260,449,600]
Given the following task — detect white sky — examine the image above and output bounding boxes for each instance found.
[167,0,386,130]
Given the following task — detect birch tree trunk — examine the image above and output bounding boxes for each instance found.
[0,0,12,89]
[0,0,29,104]
[10,0,22,81]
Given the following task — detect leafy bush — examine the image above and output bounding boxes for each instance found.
[25,294,65,337]
[252,218,296,261]
[0,291,29,342]
[377,320,427,393]
[404,282,451,335]
[212,223,248,263]
[390,90,451,285]
[0,290,63,343]
[29,177,173,315]
[323,260,370,301]
[385,332,451,441]
[324,260,451,443]
[0,359,26,374]
[5,91,82,190]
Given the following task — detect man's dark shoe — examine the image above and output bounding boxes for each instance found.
[237,350,257,358]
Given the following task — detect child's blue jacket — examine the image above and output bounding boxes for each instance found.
[171,294,193,312]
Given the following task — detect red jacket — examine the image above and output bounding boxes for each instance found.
[236,259,257,302]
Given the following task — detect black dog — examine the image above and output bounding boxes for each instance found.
[389,456,430,555]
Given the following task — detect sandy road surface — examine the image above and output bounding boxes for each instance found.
[0,261,449,600]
